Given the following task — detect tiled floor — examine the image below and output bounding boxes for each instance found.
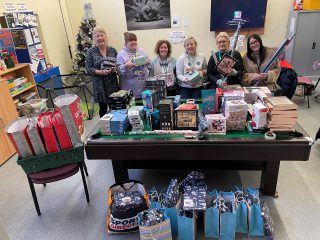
[0,94,319,240]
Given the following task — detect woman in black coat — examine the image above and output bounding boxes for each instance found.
[207,32,244,88]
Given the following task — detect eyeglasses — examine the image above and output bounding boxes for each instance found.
[217,40,228,44]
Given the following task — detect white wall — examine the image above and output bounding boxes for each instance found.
[65,0,293,61]
[1,0,293,72]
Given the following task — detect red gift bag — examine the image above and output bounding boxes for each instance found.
[51,110,73,150]
[6,117,34,158]
[38,112,60,153]
[54,94,83,147]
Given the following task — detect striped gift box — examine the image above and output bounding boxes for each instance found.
[139,219,172,240]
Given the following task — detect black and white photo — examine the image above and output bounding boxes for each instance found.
[124,0,171,31]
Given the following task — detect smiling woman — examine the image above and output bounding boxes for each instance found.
[176,37,208,99]
[242,34,281,93]
[85,26,120,117]
[207,32,244,89]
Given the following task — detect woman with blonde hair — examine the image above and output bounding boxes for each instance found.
[207,32,244,88]
[85,26,119,117]
[176,37,207,99]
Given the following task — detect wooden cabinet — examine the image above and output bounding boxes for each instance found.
[0,63,38,165]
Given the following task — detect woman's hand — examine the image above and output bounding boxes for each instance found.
[125,61,135,69]
[226,68,237,77]
[258,73,268,81]
[95,69,113,75]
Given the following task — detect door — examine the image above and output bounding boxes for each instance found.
[292,11,319,76]
[310,13,320,75]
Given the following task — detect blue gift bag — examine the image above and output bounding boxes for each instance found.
[234,186,248,233]
[162,206,178,234]
[220,191,237,240]
[178,211,196,240]
[247,188,264,236]
[159,186,179,234]
[204,190,219,238]
[148,186,161,209]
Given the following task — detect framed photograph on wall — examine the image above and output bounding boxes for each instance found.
[124,0,171,31]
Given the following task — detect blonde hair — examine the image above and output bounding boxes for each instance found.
[216,32,230,43]
[93,26,107,44]
[184,36,197,47]
[93,26,107,36]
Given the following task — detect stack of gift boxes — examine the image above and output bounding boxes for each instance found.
[128,108,144,132]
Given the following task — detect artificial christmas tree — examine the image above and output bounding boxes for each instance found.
[73,2,96,73]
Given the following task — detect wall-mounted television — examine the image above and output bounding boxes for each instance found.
[210,0,268,31]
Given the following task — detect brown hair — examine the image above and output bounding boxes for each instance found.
[154,39,172,57]
[124,32,137,43]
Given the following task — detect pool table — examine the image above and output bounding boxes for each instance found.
[85,124,312,196]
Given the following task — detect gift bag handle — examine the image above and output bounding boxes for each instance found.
[110,179,143,190]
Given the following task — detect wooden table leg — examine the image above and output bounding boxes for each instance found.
[260,161,280,196]
[112,159,129,183]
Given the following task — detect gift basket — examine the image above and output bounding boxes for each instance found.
[6,94,85,175]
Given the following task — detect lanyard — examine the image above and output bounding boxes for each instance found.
[160,58,169,74]
[129,51,138,61]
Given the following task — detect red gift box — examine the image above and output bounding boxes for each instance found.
[51,110,73,150]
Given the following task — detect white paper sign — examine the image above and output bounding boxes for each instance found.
[4,2,17,12]
[17,2,28,11]
[169,31,186,44]
[172,15,181,28]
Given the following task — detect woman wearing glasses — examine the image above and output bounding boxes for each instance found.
[242,34,281,92]
[207,32,244,88]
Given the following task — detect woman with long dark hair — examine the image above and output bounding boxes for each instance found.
[242,34,281,93]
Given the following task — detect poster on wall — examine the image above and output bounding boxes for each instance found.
[124,0,171,31]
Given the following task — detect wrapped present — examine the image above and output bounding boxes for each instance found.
[225,99,248,112]
[99,114,112,135]
[157,73,175,87]
[6,117,34,158]
[224,110,248,122]
[27,117,46,155]
[38,112,60,153]
[159,99,174,130]
[142,90,159,112]
[51,110,73,150]
[187,70,202,85]
[54,94,83,147]
[205,114,226,134]
[252,103,268,129]
[132,55,148,66]
[174,102,198,130]
[202,89,216,114]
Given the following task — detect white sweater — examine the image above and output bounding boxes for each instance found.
[176,52,207,88]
